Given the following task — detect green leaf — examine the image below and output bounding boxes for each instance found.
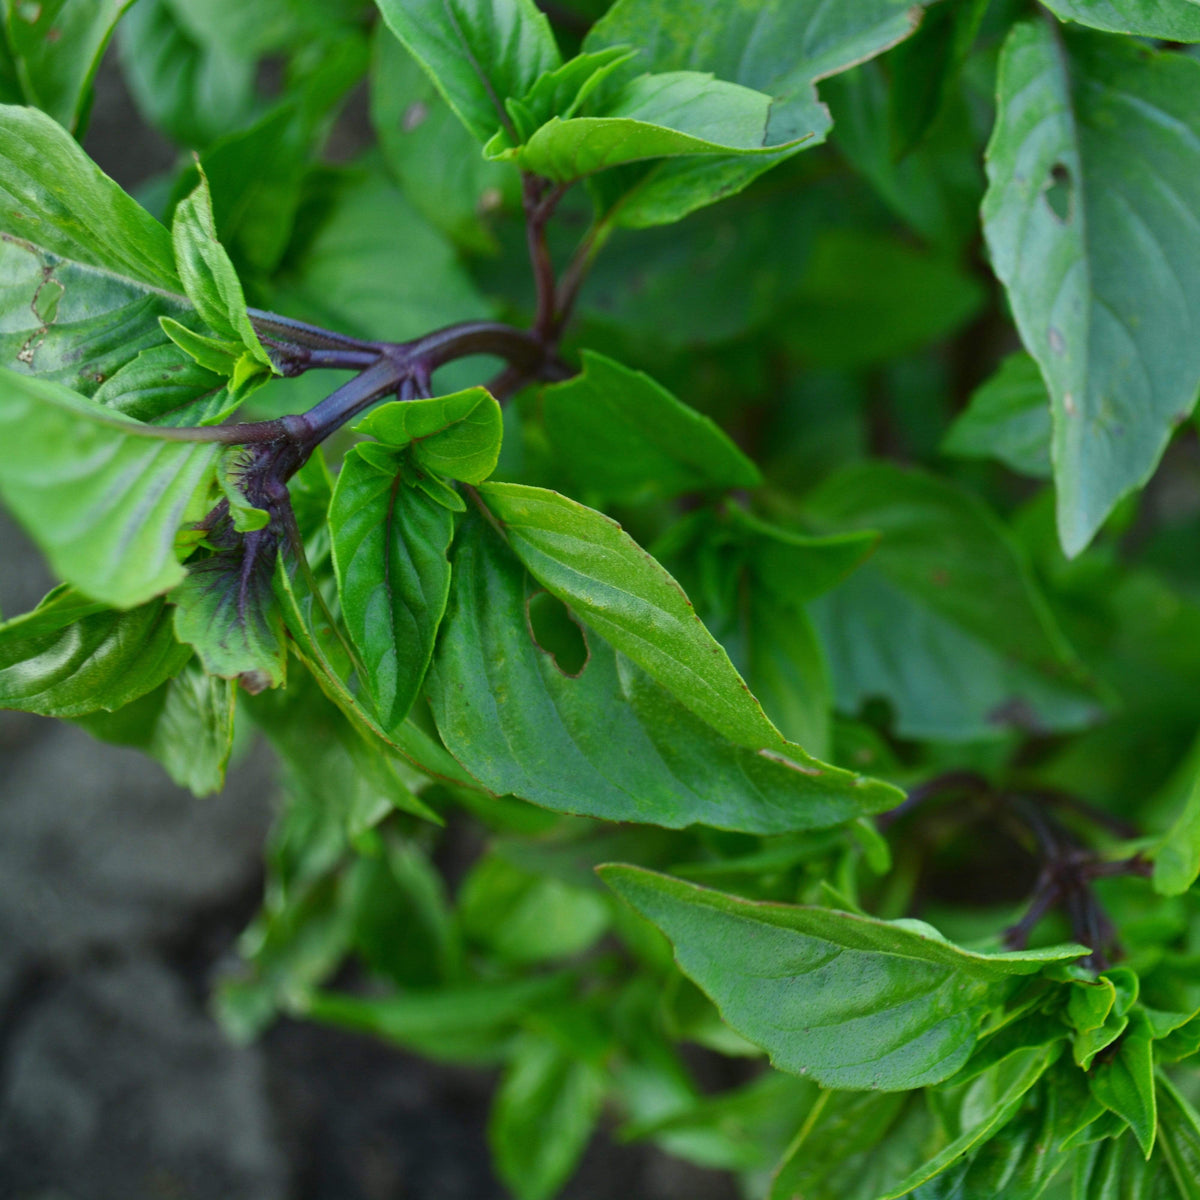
[479,481,791,749]
[372,0,561,144]
[780,230,986,369]
[300,974,574,1063]
[171,523,287,694]
[356,387,503,484]
[1040,0,1200,41]
[329,447,454,731]
[487,70,795,184]
[804,463,1099,740]
[117,0,259,150]
[427,516,899,833]
[3,0,135,131]
[541,351,760,503]
[982,23,1200,555]
[1156,1072,1200,1200]
[582,0,928,228]
[599,865,1086,1090]
[1073,1133,1163,1200]
[93,345,236,427]
[459,853,610,965]
[267,168,488,342]
[1153,754,1200,896]
[942,352,1052,479]
[1087,1011,1156,1158]
[489,1033,607,1200]
[0,370,220,607]
[75,659,236,796]
[170,170,272,371]
[370,25,515,254]
[0,590,190,716]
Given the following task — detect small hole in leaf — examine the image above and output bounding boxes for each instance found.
[526,590,589,676]
[1043,162,1074,224]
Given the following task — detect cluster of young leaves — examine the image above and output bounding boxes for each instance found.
[3,0,1200,1197]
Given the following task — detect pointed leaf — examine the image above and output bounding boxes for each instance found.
[372,0,561,144]
[600,865,1086,1090]
[427,517,899,832]
[1087,1011,1157,1158]
[1041,0,1200,41]
[0,370,220,607]
[1153,756,1200,896]
[329,447,454,730]
[541,351,759,503]
[982,23,1200,554]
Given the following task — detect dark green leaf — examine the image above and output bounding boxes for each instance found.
[600,864,1085,1090]
[373,0,561,144]
[942,352,1052,479]
[171,522,287,695]
[541,351,760,503]
[489,1033,607,1200]
[0,370,220,607]
[329,447,454,730]
[0,590,190,716]
[428,516,898,832]
[582,0,929,227]
[982,23,1200,554]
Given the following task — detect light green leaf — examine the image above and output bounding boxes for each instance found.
[373,0,560,144]
[427,517,899,833]
[942,352,1053,479]
[0,369,220,607]
[0,102,180,291]
[541,351,759,503]
[600,865,1085,1090]
[515,45,635,129]
[93,344,236,427]
[982,23,1200,555]
[3,0,135,131]
[75,658,236,796]
[1156,1072,1200,1200]
[356,387,503,484]
[0,589,190,716]
[329,446,454,731]
[171,170,272,370]
[488,70,793,183]
[583,0,928,228]
[479,481,788,749]
[1153,753,1200,896]
[489,1034,607,1200]
[1087,1011,1156,1158]
[1040,0,1200,41]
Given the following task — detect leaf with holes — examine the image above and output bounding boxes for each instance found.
[982,22,1200,554]
[427,516,899,832]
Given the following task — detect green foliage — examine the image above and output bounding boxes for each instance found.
[2,2,1200,1197]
